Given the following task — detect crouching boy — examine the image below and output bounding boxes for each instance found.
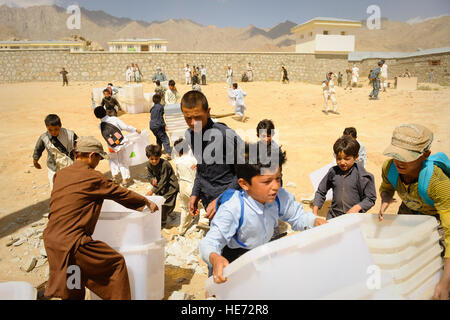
[379,124,450,300]
[199,143,327,283]
[43,136,158,300]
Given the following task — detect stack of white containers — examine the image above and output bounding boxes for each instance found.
[124,130,151,167]
[90,196,166,300]
[117,84,148,114]
[205,213,444,300]
[360,213,443,299]
[92,88,105,107]
[0,282,37,300]
[205,214,398,299]
[164,104,189,142]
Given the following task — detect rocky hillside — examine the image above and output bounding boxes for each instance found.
[0,5,449,52]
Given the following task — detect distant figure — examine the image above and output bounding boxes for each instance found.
[152,67,167,83]
[192,68,200,86]
[369,60,383,100]
[231,82,247,122]
[403,69,411,78]
[281,66,289,84]
[154,80,167,106]
[184,64,192,85]
[134,64,143,83]
[380,60,388,92]
[344,68,352,91]
[322,72,338,115]
[246,62,254,82]
[60,68,69,86]
[337,72,343,87]
[352,64,359,87]
[125,65,133,83]
[201,65,207,85]
[226,65,233,88]
[130,63,136,82]
[429,69,434,83]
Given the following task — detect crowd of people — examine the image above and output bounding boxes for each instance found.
[39,62,449,301]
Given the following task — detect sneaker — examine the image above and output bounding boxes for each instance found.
[333,111,340,115]
[322,110,328,115]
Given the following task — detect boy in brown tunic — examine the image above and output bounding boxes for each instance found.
[43,136,158,300]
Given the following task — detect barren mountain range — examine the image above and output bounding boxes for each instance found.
[0,4,449,52]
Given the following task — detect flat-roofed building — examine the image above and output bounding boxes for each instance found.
[291,17,362,54]
[0,40,86,52]
[108,38,168,52]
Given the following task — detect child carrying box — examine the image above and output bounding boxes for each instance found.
[173,138,209,235]
[94,106,141,187]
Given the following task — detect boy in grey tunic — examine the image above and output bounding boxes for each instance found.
[313,135,376,220]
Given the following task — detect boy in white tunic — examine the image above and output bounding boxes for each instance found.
[322,72,339,115]
[184,64,191,85]
[94,106,141,187]
[231,83,247,122]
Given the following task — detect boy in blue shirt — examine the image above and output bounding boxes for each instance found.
[199,143,327,283]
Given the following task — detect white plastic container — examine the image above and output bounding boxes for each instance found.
[164,103,189,141]
[92,196,165,249]
[90,238,166,300]
[309,162,335,201]
[124,130,151,167]
[205,214,382,300]
[0,281,37,300]
[92,88,105,106]
[359,213,443,299]
[144,92,155,106]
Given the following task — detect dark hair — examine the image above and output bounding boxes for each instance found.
[44,114,61,127]
[235,143,287,185]
[152,94,161,104]
[94,106,106,119]
[232,83,238,89]
[145,144,162,158]
[256,119,275,136]
[174,138,190,156]
[168,80,175,86]
[108,83,113,86]
[181,90,209,111]
[155,80,160,86]
[343,127,357,139]
[103,88,110,94]
[333,135,360,158]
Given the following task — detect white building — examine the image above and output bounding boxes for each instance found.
[108,38,168,52]
[290,17,362,54]
[0,40,86,52]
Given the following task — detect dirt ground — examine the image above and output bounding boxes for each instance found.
[0,79,449,299]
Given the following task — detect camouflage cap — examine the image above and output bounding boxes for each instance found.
[75,136,110,160]
[383,124,433,162]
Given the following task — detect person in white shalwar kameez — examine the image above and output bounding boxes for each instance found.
[231,83,247,121]
[322,72,339,115]
[184,64,191,85]
[380,60,388,92]
[352,64,359,87]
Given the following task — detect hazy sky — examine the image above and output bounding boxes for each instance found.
[2,0,450,28]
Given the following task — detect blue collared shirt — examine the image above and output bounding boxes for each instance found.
[199,188,317,266]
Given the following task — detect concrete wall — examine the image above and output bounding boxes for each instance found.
[0,49,448,84]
